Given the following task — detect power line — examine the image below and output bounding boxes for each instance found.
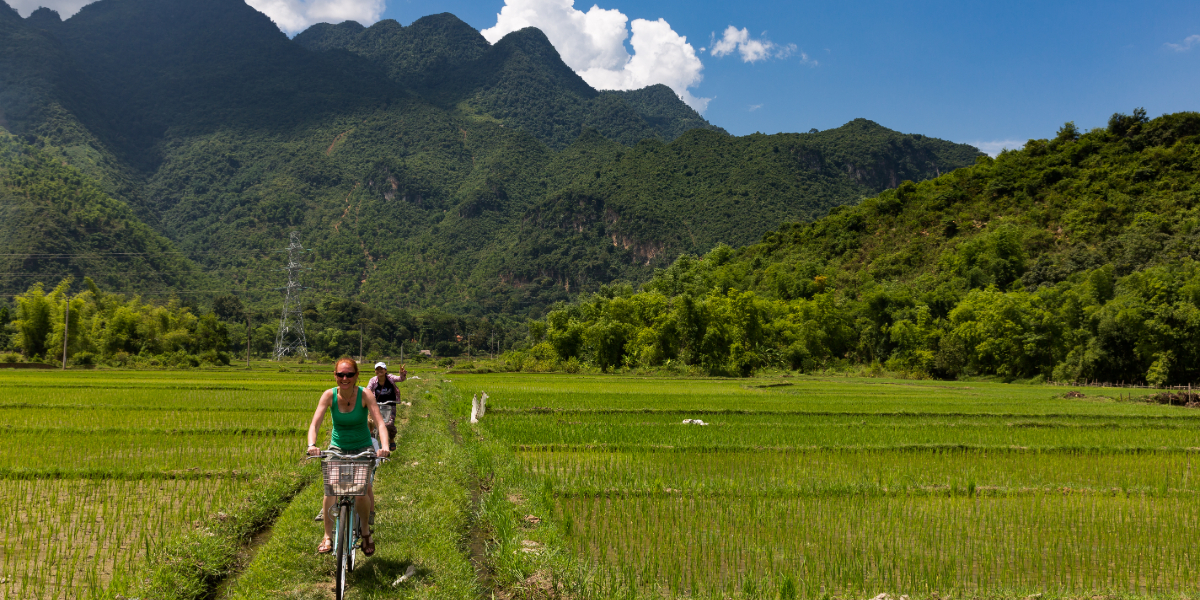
[0,268,386,277]
[0,269,247,276]
[0,274,400,289]
[0,250,266,257]
[0,288,279,298]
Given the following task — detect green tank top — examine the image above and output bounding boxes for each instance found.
[330,387,371,450]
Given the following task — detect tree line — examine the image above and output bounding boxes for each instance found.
[0,278,523,367]
[511,257,1199,385]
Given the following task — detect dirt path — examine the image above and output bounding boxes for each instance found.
[205,527,274,600]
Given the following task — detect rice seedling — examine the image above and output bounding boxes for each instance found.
[0,431,301,475]
[0,369,326,599]
[451,372,1200,597]
[1,406,311,431]
[491,412,1200,450]
[454,373,1184,416]
[521,448,1200,496]
[0,478,254,600]
[560,491,1200,598]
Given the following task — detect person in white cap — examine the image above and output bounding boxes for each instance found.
[367,361,405,451]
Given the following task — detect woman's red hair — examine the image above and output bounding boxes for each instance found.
[334,357,359,376]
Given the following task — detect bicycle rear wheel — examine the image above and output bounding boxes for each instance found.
[335,504,351,600]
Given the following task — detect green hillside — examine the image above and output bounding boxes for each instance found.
[0,3,137,202]
[0,131,206,295]
[0,0,982,319]
[525,111,1200,385]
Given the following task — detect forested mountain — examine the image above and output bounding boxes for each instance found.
[0,0,982,320]
[0,131,206,294]
[524,111,1200,385]
[294,14,723,149]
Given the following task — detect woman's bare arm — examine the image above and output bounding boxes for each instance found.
[307,389,333,453]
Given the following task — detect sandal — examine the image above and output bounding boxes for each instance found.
[361,530,375,557]
[317,536,333,554]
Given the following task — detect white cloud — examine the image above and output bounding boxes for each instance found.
[1166,34,1200,52]
[482,0,709,112]
[710,26,801,63]
[749,104,762,112]
[245,0,383,34]
[968,139,1026,157]
[7,0,94,18]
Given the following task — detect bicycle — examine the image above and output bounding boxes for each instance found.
[308,449,385,600]
[377,398,398,450]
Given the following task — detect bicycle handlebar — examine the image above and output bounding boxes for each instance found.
[306,449,388,462]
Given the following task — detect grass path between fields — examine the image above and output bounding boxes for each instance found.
[218,382,478,600]
[206,379,576,600]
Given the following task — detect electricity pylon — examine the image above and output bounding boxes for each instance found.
[273,231,310,360]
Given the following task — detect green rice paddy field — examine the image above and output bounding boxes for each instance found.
[5,369,1200,599]
[454,373,1200,599]
[0,368,327,600]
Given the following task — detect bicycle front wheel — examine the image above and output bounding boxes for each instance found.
[335,504,351,600]
[348,507,358,573]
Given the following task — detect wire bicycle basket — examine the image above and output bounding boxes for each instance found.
[322,460,374,496]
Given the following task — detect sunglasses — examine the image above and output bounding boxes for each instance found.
[335,372,357,379]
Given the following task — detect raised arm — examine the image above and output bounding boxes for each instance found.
[306,389,333,455]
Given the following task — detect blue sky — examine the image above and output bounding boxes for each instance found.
[385,0,1200,153]
[14,0,1200,153]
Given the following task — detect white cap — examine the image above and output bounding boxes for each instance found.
[374,361,387,369]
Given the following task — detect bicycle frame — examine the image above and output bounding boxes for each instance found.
[308,449,384,600]
[378,401,396,427]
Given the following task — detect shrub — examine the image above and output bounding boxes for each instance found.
[200,350,232,366]
[563,356,581,373]
[502,352,526,372]
[70,351,96,366]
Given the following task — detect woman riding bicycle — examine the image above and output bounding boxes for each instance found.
[307,357,391,556]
